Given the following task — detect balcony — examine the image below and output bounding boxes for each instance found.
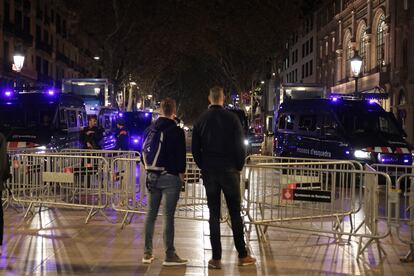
[36,41,53,55]
[3,21,33,44]
[56,52,71,66]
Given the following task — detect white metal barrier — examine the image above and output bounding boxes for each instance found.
[3,148,57,210]
[110,157,146,228]
[110,155,217,228]
[3,151,409,262]
[60,149,140,167]
[8,153,110,223]
[243,162,392,259]
[394,174,414,262]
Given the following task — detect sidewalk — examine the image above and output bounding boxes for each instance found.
[1,207,413,275]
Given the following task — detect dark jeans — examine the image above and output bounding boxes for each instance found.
[203,170,247,260]
[0,200,3,246]
[144,173,181,258]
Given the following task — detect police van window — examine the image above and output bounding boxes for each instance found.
[278,115,287,129]
[299,115,316,131]
[78,111,84,127]
[378,115,400,135]
[278,114,295,130]
[286,115,294,130]
[323,115,338,136]
[59,109,67,128]
[68,110,77,128]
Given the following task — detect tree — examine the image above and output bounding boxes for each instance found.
[68,0,314,120]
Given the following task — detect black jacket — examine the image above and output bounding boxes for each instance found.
[145,117,186,176]
[115,127,129,150]
[192,105,246,171]
[80,126,104,149]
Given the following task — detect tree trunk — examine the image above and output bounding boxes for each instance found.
[127,85,134,111]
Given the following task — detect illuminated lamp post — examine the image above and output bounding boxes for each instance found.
[350,51,363,98]
[13,53,25,72]
[12,53,25,89]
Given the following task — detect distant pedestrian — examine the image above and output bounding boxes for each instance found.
[81,116,104,149]
[115,119,129,150]
[192,86,256,269]
[0,132,11,255]
[142,97,187,266]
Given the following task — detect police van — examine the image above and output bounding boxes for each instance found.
[0,89,87,150]
[274,96,412,165]
[97,107,119,149]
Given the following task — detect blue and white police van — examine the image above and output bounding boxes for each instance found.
[274,95,412,165]
[0,88,87,150]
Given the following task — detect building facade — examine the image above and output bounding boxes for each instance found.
[279,14,318,84]
[0,0,101,89]
[316,0,414,143]
[277,0,414,144]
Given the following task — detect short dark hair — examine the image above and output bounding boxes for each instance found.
[89,115,97,121]
[160,97,176,117]
[209,86,224,103]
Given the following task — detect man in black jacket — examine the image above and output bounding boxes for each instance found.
[192,86,256,269]
[115,119,129,150]
[80,116,104,149]
[142,98,187,266]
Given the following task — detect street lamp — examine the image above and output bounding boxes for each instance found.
[350,51,363,98]
[13,53,25,72]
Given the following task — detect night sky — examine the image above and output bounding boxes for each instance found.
[68,0,321,121]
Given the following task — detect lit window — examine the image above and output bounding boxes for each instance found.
[359,26,367,73]
[346,40,353,77]
[377,14,385,67]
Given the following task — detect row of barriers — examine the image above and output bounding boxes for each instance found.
[1,150,413,262]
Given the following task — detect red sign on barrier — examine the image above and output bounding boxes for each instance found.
[282,188,294,200]
[64,167,73,173]
[287,183,297,189]
[13,160,19,169]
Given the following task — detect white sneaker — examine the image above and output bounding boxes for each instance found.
[142,254,154,264]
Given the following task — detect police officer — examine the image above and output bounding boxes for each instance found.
[115,119,129,150]
[81,116,104,149]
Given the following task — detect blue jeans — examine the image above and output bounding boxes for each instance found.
[144,173,181,258]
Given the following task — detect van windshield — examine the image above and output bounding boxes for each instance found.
[338,112,402,137]
[0,104,57,129]
[124,112,152,133]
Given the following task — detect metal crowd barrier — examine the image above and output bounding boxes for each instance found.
[243,161,392,259]
[391,173,414,262]
[177,154,229,223]
[110,157,146,228]
[3,148,58,210]
[60,149,140,164]
[111,154,217,229]
[8,153,110,223]
[4,151,410,262]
